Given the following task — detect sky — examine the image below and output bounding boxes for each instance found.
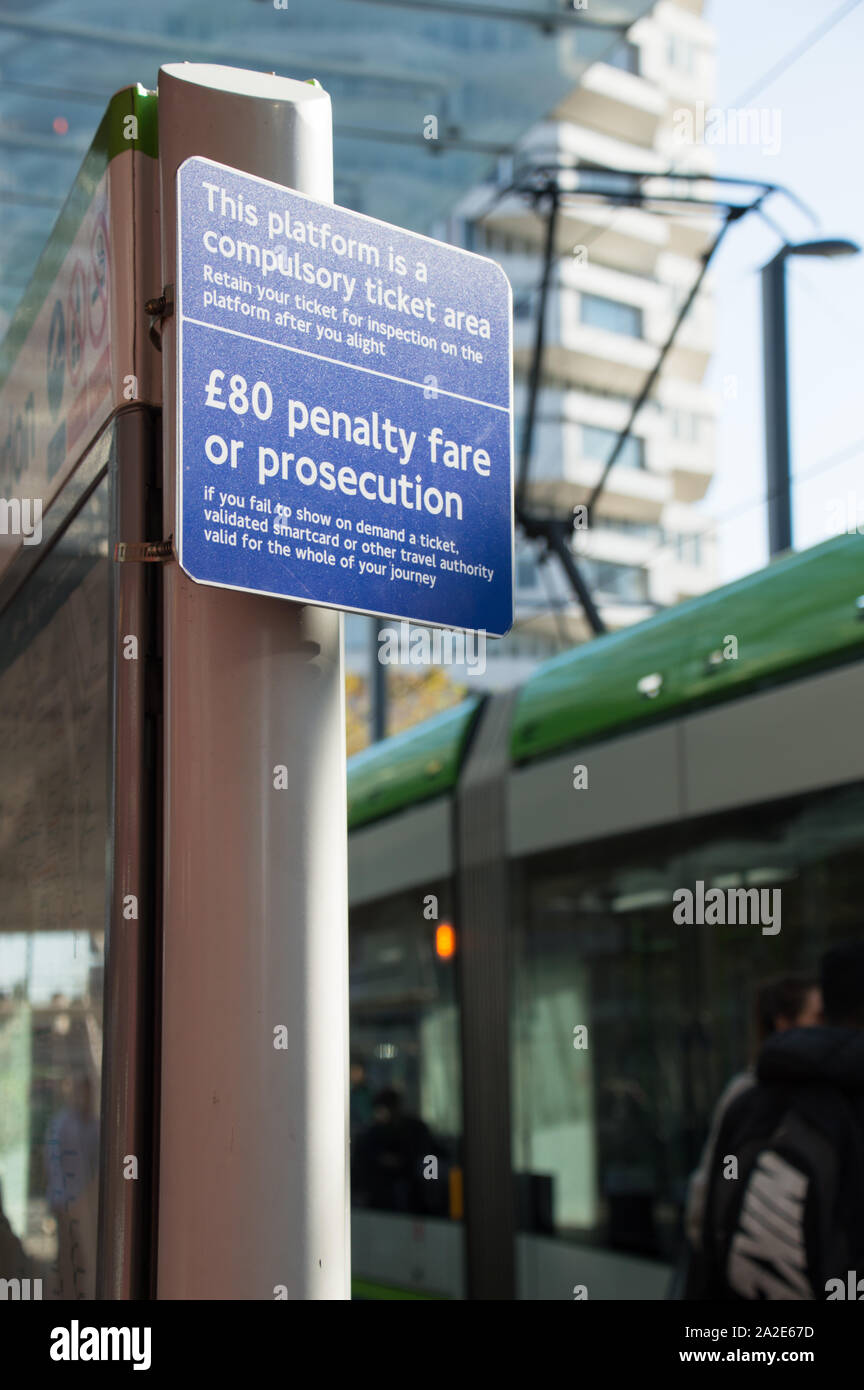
[701,0,864,580]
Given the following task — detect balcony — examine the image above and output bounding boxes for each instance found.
[573,525,658,567]
[478,202,667,278]
[661,294,714,383]
[517,118,668,182]
[665,213,718,261]
[553,61,665,149]
[668,452,714,504]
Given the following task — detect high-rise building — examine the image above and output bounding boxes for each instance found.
[444,0,718,686]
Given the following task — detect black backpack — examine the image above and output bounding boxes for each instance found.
[700,1085,864,1301]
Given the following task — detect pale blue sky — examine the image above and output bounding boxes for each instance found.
[701,0,864,579]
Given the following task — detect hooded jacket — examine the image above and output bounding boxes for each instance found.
[759,1024,864,1093]
[687,1026,864,1301]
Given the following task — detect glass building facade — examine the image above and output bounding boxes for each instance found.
[0,0,653,325]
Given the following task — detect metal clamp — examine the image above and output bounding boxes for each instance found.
[145,284,174,352]
[114,536,174,563]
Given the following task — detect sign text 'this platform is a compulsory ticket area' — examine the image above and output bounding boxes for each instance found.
[176,156,514,634]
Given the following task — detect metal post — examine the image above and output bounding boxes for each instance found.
[155,64,349,1300]
[762,250,792,556]
[97,407,161,1300]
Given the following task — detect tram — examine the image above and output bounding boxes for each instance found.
[346,531,864,1298]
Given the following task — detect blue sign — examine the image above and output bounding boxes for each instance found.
[176,157,513,635]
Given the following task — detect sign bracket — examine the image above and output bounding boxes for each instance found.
[145,284,174,351]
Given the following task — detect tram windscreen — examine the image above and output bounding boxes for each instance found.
[0,477,109,1300]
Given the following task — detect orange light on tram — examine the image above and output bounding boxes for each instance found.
[435,923,456,960]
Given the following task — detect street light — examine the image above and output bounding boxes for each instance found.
[762,237,860,556]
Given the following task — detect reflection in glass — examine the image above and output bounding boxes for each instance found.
[512,782,864,1298]
[0,486,108,1299]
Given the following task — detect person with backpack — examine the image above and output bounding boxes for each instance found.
[684,972,822,1254]
[686,941,864,1300]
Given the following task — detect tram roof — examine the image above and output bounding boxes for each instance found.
[348,530,864,828]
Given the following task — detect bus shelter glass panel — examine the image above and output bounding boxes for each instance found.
[0,477,110,1300]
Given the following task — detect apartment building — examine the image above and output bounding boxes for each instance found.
[448,0,718,684]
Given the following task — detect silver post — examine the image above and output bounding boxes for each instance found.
[155,63,349,1300]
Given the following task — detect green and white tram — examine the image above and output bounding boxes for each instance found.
[346,532,864,1299]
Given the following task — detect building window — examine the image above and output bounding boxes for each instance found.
[675,532,702,566]
[580,292,643,339]
[582,423,645,472]
[667,34,697,74]
[580,557,649,604]
[513,289,537,321]
[479,228,536,257]
[577,169,642,199]
[669,410,701,442]
[517,553,542,590]
[594,515,662,543]
[606,40,640,76]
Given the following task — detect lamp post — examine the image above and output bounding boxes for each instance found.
[761,238,860,556]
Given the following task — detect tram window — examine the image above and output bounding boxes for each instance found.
[349,884,465,1298]
[510,781,864,1298]
[0,482,109,1300]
